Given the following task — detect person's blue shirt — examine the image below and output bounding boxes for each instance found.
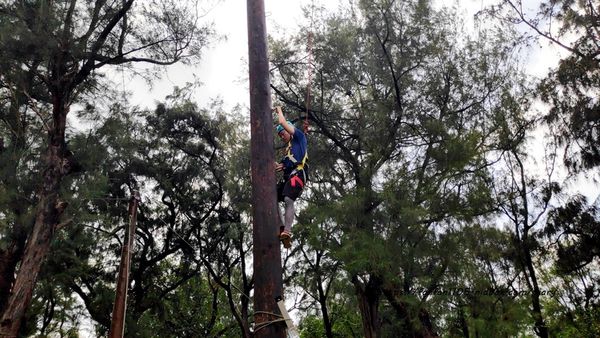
[281,127,307,177]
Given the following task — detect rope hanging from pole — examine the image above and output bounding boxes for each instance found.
[304,30,313,135]
[303,1,315,135]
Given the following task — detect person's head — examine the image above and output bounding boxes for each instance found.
[276,121,293,142]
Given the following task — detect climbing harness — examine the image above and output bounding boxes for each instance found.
[284,142,308,170]
[283,141,309,184]
[290,175,304,188]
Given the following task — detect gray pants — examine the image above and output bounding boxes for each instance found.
[278,196,295,233]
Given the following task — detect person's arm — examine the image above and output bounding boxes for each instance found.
[275,106,295,135]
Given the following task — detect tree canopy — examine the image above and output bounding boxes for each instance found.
[1,0,599,337]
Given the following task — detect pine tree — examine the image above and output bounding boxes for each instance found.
[0,1,212,334]
[486,0,600,171]
[270,0,530,335]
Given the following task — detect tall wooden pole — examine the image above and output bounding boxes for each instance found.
[246,0,286,337]
[108,190,140,338]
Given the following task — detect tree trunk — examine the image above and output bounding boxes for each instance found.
[523,244,548,338]
[0,215,28,315]
[512,150,548,338]
[318,280,333,338]
[417,307,438,338]
[0,242,26,314]
[353,275,382,338]
[382,286,438,337]
[0,192,63,335]
[0,96,70,337]
[0,217,27,316]
[458,307,469,338]
[311,251,334,338]
[0,97,31,314]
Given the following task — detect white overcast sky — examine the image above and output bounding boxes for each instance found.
[121,0,565,112]
[125,0,338,111]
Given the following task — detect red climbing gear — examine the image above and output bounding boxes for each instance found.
[290,175,304,188]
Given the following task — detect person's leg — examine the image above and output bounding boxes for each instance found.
[283,196,295,233]
[281,177,304,234]
[277,203,285,231]
[280,196,294,248]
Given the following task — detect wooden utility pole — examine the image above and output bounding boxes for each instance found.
[246,0,286,337]
[108,190,140,338]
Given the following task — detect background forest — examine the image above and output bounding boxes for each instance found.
[0,0,599,337]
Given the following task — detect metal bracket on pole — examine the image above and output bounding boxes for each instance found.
[275,296,298,337]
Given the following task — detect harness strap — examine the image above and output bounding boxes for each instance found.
[289,168,307,185]
[290,175,304,188]
[285,142,308,171]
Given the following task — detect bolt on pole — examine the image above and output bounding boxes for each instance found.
[246,0,286,337]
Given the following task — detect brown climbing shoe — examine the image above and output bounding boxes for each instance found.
[279,231,292,249]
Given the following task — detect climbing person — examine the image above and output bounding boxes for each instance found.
[274,106,308,248]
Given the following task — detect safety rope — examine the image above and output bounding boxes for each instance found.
[252,310,286,333]
[254,318,287,333]
[303,0,316,134]
[304,30,313,135]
